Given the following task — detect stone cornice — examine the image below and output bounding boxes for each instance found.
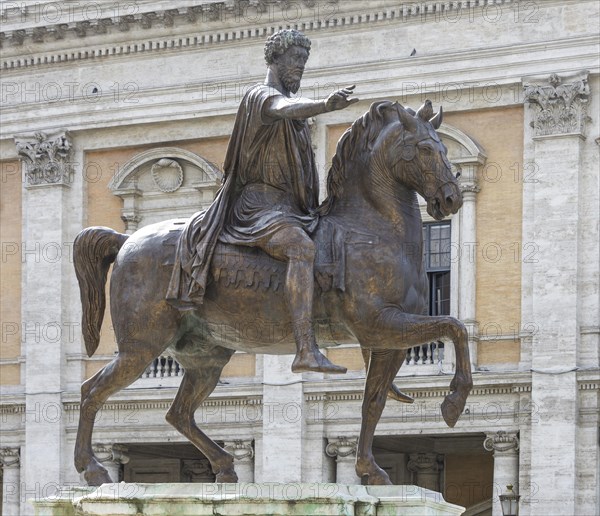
[1,1,533,51]
[1,372,597,419]
[1,34,597,140]
[2,0,580,72]
[1,37,597,142]
[63,395,263,414]
[306,375,534,403]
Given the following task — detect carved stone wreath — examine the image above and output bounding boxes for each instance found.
[151,158,184,193]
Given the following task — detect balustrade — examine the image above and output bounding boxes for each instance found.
[405,341,445,366]
[140,342,446,381]
[142,355,184,378]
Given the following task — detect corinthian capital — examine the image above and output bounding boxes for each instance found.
[523,71,590,137]
[14,130,73,187]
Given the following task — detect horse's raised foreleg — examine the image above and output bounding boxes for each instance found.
[75,349,158,485]
[361,308,473,427]
[356,348,405,485]
[166,347,237,482]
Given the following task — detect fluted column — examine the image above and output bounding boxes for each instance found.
[484,431,519,516]
[224,440,255,483]
[407,452,443,492]
[325,437,359,485]
[92,444,129,483]
[1,447,21,516]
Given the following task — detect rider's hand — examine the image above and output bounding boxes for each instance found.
[325,85,359,112]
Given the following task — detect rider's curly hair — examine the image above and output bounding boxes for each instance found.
[264,29,311,65]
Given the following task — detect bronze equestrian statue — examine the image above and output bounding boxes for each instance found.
[73,30,472,487]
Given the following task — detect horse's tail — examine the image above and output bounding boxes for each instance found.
[74,227,129,357]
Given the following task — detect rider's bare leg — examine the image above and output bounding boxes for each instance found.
[265,228,347,374]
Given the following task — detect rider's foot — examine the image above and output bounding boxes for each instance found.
[292,348,347,374]
[387,383,414,404]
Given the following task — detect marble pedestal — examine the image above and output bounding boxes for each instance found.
[33,483,465,516]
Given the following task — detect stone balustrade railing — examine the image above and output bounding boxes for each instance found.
[142,355,184,379]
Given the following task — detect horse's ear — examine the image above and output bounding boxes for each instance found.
[430,106,443,129]
[416,100,434,121]
[397,105,417,132]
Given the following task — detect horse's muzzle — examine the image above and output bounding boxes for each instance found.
[428,182,463,220]
[442,182,463,214]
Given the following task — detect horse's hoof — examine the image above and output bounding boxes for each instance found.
[215,469,238,483]
[441,392,466,428]
[367,474,393,485]
[84,461,113,486]
[357,462,393,486]
[361,470,393,485]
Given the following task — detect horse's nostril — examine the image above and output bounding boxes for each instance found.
[446,196,454,206]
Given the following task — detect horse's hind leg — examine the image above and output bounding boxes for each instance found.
[166,346,237,482]
[75,348,159,485]
[355,349,405,485]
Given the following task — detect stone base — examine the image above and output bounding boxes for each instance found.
[33,483,465,515]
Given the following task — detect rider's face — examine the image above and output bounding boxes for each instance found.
[275,45,309,94]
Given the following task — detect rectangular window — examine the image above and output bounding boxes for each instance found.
[423,222,451,316]
[408,221,452,366]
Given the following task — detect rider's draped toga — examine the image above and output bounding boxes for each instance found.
[166,84,320,306]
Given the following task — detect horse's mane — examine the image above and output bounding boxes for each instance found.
[318,101,407,216]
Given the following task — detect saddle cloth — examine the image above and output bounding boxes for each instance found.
[162,218,378,294]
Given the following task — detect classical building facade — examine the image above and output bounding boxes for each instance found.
[1,1,598,515]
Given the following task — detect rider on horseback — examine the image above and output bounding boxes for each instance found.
[167,29,358,374]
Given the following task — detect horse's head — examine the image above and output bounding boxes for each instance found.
[374,100,463,220]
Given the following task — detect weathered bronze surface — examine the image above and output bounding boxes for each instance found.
[73,30,471,487]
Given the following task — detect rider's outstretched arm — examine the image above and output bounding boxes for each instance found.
[264,85,359,120]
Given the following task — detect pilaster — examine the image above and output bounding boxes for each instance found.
[484,431,520,516]
[325,437,359,485]
[521,70,590,516]
[14,129,75,499]
[259,355,306,483]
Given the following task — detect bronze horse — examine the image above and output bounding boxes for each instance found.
[73,100,472,486]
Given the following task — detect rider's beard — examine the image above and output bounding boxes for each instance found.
[279,67,303,94]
